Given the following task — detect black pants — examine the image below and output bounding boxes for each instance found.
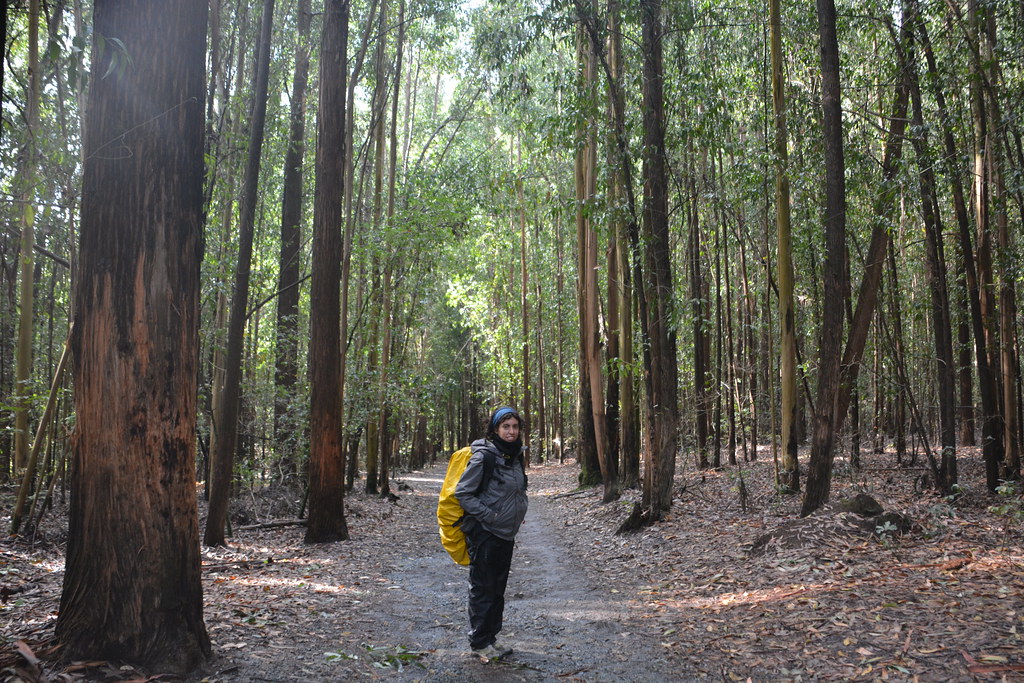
[465,523,515,649]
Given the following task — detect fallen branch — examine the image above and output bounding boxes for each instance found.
[236,518,307,531]
[961,649,1024,673]
[552,489,595,500]
[901,556,971,572]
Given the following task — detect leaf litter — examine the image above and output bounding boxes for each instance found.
[0,445,1021,681]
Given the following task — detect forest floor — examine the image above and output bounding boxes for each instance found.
[1,445,1023,682]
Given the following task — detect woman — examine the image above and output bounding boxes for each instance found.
[454,406,529,660]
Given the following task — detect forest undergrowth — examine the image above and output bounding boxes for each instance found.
[1,445,1023,681]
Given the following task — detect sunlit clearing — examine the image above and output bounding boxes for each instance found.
[1,551,63,573]
[665,584,823,611]
[402,475,445,484]
[227,573,361,596]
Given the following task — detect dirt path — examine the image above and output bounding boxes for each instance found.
[370,466,676,681]
[10,451,1016,681]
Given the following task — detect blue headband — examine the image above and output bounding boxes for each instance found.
[491,407,518,427]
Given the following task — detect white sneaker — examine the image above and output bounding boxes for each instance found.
[491,640,513,657]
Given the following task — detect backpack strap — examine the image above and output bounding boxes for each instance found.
[476,450,497,495]
[475,448,529,495]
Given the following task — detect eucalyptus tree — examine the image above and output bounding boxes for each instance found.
[599,0,640,488]
[205,0,276,547]
[56,0,210,668]
[972,1,1021,483]
[636,0,677,522]
[575,5,613,495]
[902,3,957,492]
[12,0,40,473]
[274,0,313,465]
[771,0,799,493]
[916,0,998,472]
[801,0,848,516]
[306,0,350,543]
[803,1,913,514]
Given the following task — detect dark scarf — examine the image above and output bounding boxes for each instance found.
[491,437,522,459]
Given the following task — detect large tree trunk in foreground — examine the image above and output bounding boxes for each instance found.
[55,0,210,670]
[305,0,350,543]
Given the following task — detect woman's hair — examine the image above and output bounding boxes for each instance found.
[485,406,523,440]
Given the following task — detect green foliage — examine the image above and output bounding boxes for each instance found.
[989,481,1024,527]
[874,520,899,546]
[325,644,427,671]
[93,33,133,80]
[5,0,1024,501]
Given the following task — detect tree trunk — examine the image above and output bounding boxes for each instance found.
[376,269,394,497]
[733,205,756,462]
[13,0,40,472]
[603,0,622,483]
[979,10,1021,481]
[364,270,381,495]
[305,0,350,543]
[365,0,390,495]
[55,0,210,669]
[555,210,566,463]
[908,0,979,450]
[274,0,312,466]
[205,0,276,547]
[535,273,547,463]
[517,139,532,464]
[720,184,737,465]
[771,0,799,492]
[338,0,381,458]
[639,0,678,521]
[884,246,908,461]
[802,21,911,515]
[904,14,957,491]
[576,34,616,498]
[574,20,601,487]
[966,0,1003,490]
[376,0,405,496]
[801,0,848,516]
[687,160,710,469]
[711,177,724,469]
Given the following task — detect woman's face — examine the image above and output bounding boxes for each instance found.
[496,416,520,443]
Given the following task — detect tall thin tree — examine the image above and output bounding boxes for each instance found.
[639,0,678,521]
[801,0,847,516]
[12,0,40,472]
[574,17,601,487]
[903,9,957,491]
[305,0,350,543]
[274,0,313,465]
[205,0,276,547]
[770,0,799,492]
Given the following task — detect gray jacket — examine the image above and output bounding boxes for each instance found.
[454,438,529,541]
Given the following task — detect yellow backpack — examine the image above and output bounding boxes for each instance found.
[437,446,496,565]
